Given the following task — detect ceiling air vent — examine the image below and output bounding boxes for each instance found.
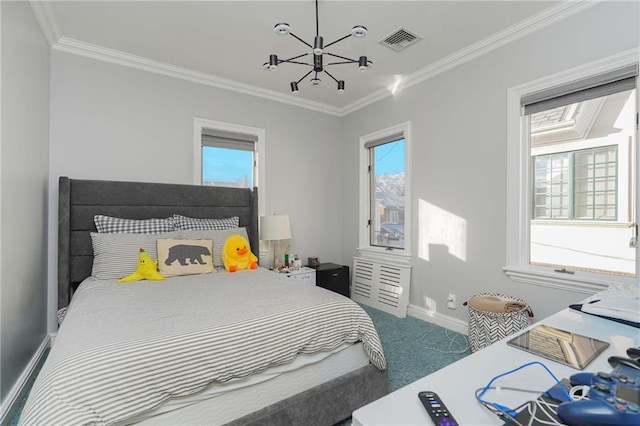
[379,27,422,52]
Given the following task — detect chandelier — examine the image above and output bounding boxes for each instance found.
[264,0,372,94]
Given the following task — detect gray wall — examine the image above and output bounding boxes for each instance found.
[340,0,640,322]
[1,1,50,403]
[47,51,343,329]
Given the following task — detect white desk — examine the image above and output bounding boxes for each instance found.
[353,307,640,425]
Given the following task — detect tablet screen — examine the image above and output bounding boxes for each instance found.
[506,324,609,370]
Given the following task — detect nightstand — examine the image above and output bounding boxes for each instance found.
[282,266,316,285]
[315,263,350,297]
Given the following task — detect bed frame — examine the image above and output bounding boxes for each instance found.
[57,176,387,425]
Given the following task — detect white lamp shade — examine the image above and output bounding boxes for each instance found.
[260,215,291,240]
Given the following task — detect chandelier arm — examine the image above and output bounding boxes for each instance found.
[323,69,340,84]
[281,60,314,66]
[289,32,312,49]
[325,61,355,66]
[324,52,359,63]
[296,69,314,85]
[282,52,311,62]
[324,34,352,49]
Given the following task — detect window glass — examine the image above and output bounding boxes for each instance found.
[202,146,254,188]
[370,139,405,249]
[533,153,570,219]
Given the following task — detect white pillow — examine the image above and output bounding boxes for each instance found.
[157,239,215,277]
[91,231,180,280]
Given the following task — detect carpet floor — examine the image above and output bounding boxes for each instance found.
[359,304,470,392]
[332,304,471,425]
[8,304,470,425]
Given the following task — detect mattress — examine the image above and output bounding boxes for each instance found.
[20,268,386,425]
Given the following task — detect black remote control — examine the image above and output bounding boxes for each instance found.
[418,391,459,426]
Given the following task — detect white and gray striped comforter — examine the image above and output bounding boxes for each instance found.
[19,268,386,425]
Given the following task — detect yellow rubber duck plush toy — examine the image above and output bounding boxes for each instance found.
[222,234,258,272]
[117,248,165,283]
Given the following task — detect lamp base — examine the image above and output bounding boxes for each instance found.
[271,240,280,270]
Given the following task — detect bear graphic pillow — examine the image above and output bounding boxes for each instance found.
[157,239,215,277]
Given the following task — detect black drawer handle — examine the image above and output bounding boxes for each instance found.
[332,273,339,277]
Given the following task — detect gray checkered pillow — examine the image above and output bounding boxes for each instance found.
[172,214,239,231]
[94,215,178,234]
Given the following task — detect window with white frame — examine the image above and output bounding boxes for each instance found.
[506,58,639,292]
[193,118,265,214]
[359,122,412,261]
[201,131,256,188]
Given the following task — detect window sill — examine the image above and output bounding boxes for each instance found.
[503,266,614,295]
[357,247,412,264]
[531,220,633,228]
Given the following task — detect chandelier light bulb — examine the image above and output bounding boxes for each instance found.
[269,54,279,70]
[358,56,369,72]
[310,78,321,86]
[313,36,324,55]
[274,23,291,35]
[337,80,345,93]
[351,25,368,38]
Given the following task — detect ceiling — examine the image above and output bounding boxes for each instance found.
[38,1,563,114]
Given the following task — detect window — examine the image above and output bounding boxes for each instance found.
[359,122,412,262]
[193,118,265,214]
[370,138,406,249]
[506,56,639,292]
[201,132,255,188]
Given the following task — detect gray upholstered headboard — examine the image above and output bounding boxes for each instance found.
[58,176,259,310]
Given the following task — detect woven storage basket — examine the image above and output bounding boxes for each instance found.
[465,293,533,352]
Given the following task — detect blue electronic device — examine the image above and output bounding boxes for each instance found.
[556,355,640,426]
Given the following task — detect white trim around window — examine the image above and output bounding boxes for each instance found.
[193,117,266,216]
[505,48,640,294]
[358,121,413,263]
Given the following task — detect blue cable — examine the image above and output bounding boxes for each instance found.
[476,361,572,417]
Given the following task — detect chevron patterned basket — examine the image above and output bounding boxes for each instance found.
[465,293,533,352]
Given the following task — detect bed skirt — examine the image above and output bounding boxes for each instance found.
[227,364,388,426]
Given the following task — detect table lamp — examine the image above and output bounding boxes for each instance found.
[260,214,291,269]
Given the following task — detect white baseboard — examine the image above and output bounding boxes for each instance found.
[407,304,469,335]
[0,335,51,424]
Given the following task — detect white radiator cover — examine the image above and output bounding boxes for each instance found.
[352,257,412,318]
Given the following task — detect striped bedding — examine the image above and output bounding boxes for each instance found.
[19,268,386,425]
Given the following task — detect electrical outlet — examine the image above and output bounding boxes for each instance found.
[447,293,456,310]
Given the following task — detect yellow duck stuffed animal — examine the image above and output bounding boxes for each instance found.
[117,248,165,283]
[222,234,258,272]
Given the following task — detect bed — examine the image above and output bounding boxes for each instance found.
[19,177,388,426]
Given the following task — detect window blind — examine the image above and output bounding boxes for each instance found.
[201,129,257,151]
[523,63,638,115]
[364,133,404,149]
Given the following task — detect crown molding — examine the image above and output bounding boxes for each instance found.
[31,0,600,117]
[29,1,60,47]
[53,37,342,116]
[341,0,600,116]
